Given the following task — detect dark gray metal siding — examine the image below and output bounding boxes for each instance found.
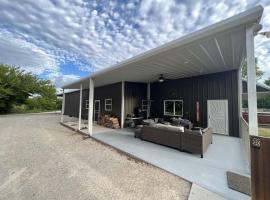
[64,91,80,118]
[94,82,122,121]
[64,83,122,121]
[150,70,240,137]
[64,89,89,118]
[124,82,147,118]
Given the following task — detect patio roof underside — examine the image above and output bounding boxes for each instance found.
[63,6,263,89]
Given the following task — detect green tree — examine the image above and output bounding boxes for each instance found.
[241,58,264,81]
[264,78,270,87]
[0,64,57,113]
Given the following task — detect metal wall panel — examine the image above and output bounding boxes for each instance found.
[124,82,147,118]
[64,91,80,118]
[64,71,240,137]
[64,82,122,122]
[151,70,240,137]
[94,82,122,121]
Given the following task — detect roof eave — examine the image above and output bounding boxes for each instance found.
[62,5,264,89]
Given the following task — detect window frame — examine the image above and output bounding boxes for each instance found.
[164,100,183,116]
[105,98,112,111]
[141,100,149,111]
[86,100,89,109]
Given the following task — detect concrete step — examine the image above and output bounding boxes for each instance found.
[227,171,251,196]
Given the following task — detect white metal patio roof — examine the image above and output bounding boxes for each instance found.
[62,5,263,89]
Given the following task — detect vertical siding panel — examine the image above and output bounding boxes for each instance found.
[151,70,240,137]
[124,82,147,118]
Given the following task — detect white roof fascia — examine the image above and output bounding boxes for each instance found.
[62,5,263,89]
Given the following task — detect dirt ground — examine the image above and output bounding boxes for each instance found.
[0,113,191,200]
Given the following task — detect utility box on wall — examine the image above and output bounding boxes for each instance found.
[250,135,270,200]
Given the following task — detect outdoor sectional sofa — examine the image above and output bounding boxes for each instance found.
[135,124,213,158]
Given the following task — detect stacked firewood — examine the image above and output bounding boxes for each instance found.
[98,115,120,129]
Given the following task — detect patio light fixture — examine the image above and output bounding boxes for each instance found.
[158,74,165,82]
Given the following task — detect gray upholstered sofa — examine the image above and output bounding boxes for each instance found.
[135,124,212,158]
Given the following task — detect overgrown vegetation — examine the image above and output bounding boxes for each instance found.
[241,58,264,81]
[0,64,61,114]
[241,58,270,109]
[243,96,270,109]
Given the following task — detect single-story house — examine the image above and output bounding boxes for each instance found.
[61,5,264,141]
[59,6,269,198]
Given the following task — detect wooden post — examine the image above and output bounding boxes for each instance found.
[121,81,125,128]
[250,136,270,200]
[78,84,82,130]
[88,78,94,136]
[246,25,258,136]
[61,89,65,123]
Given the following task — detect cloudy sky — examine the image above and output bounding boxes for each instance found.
[0,0,269,89]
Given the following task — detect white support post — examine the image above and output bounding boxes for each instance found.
[246,25,258,136]
[238,68,243,134]
[147,82,151,119]
[78,84,82,130]
[61,89,65,123]
[88,78,94,136]
[121,81,125,128]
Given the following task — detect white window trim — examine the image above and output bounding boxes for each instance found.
[105,98,112,111]
[86,100,89,109]
[164,100,183,116]
[142,100,148,111]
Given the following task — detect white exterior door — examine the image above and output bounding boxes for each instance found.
[207,100,229,135]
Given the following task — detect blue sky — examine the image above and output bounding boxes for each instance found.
[0,0,270,90]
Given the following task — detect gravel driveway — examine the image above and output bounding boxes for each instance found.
[0,113,190,200]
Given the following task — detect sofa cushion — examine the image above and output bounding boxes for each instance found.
[193,129,202,135]
[171,117,181,126]
[143,119,155,124]
[185,128,202,135]
[167,125,184,132]
[180,119,191,126]
[151,123,184,133]
[150,123,167,128]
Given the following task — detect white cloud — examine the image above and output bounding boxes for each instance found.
[0,31,58,74]
[47,72,80,89]
[0,0,269,87]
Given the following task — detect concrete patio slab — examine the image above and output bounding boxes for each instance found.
[61,119,250,200]
[188,184,226,200]
[92,129,250,200]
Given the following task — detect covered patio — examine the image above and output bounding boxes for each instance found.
[61,117,249,200]
[61,5,262,137]
[60,6,264,200]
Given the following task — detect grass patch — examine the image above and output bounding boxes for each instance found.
[259,127,270,138]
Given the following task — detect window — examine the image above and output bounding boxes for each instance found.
[86,100,89,109]
[105,99,112,111]
[142,100,148,111]
[164,100,183,116]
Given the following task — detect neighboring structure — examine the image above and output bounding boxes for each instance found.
[242,79,270,100]
[61,6,264,140]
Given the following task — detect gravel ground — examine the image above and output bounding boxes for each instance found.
[0,114,191,200]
